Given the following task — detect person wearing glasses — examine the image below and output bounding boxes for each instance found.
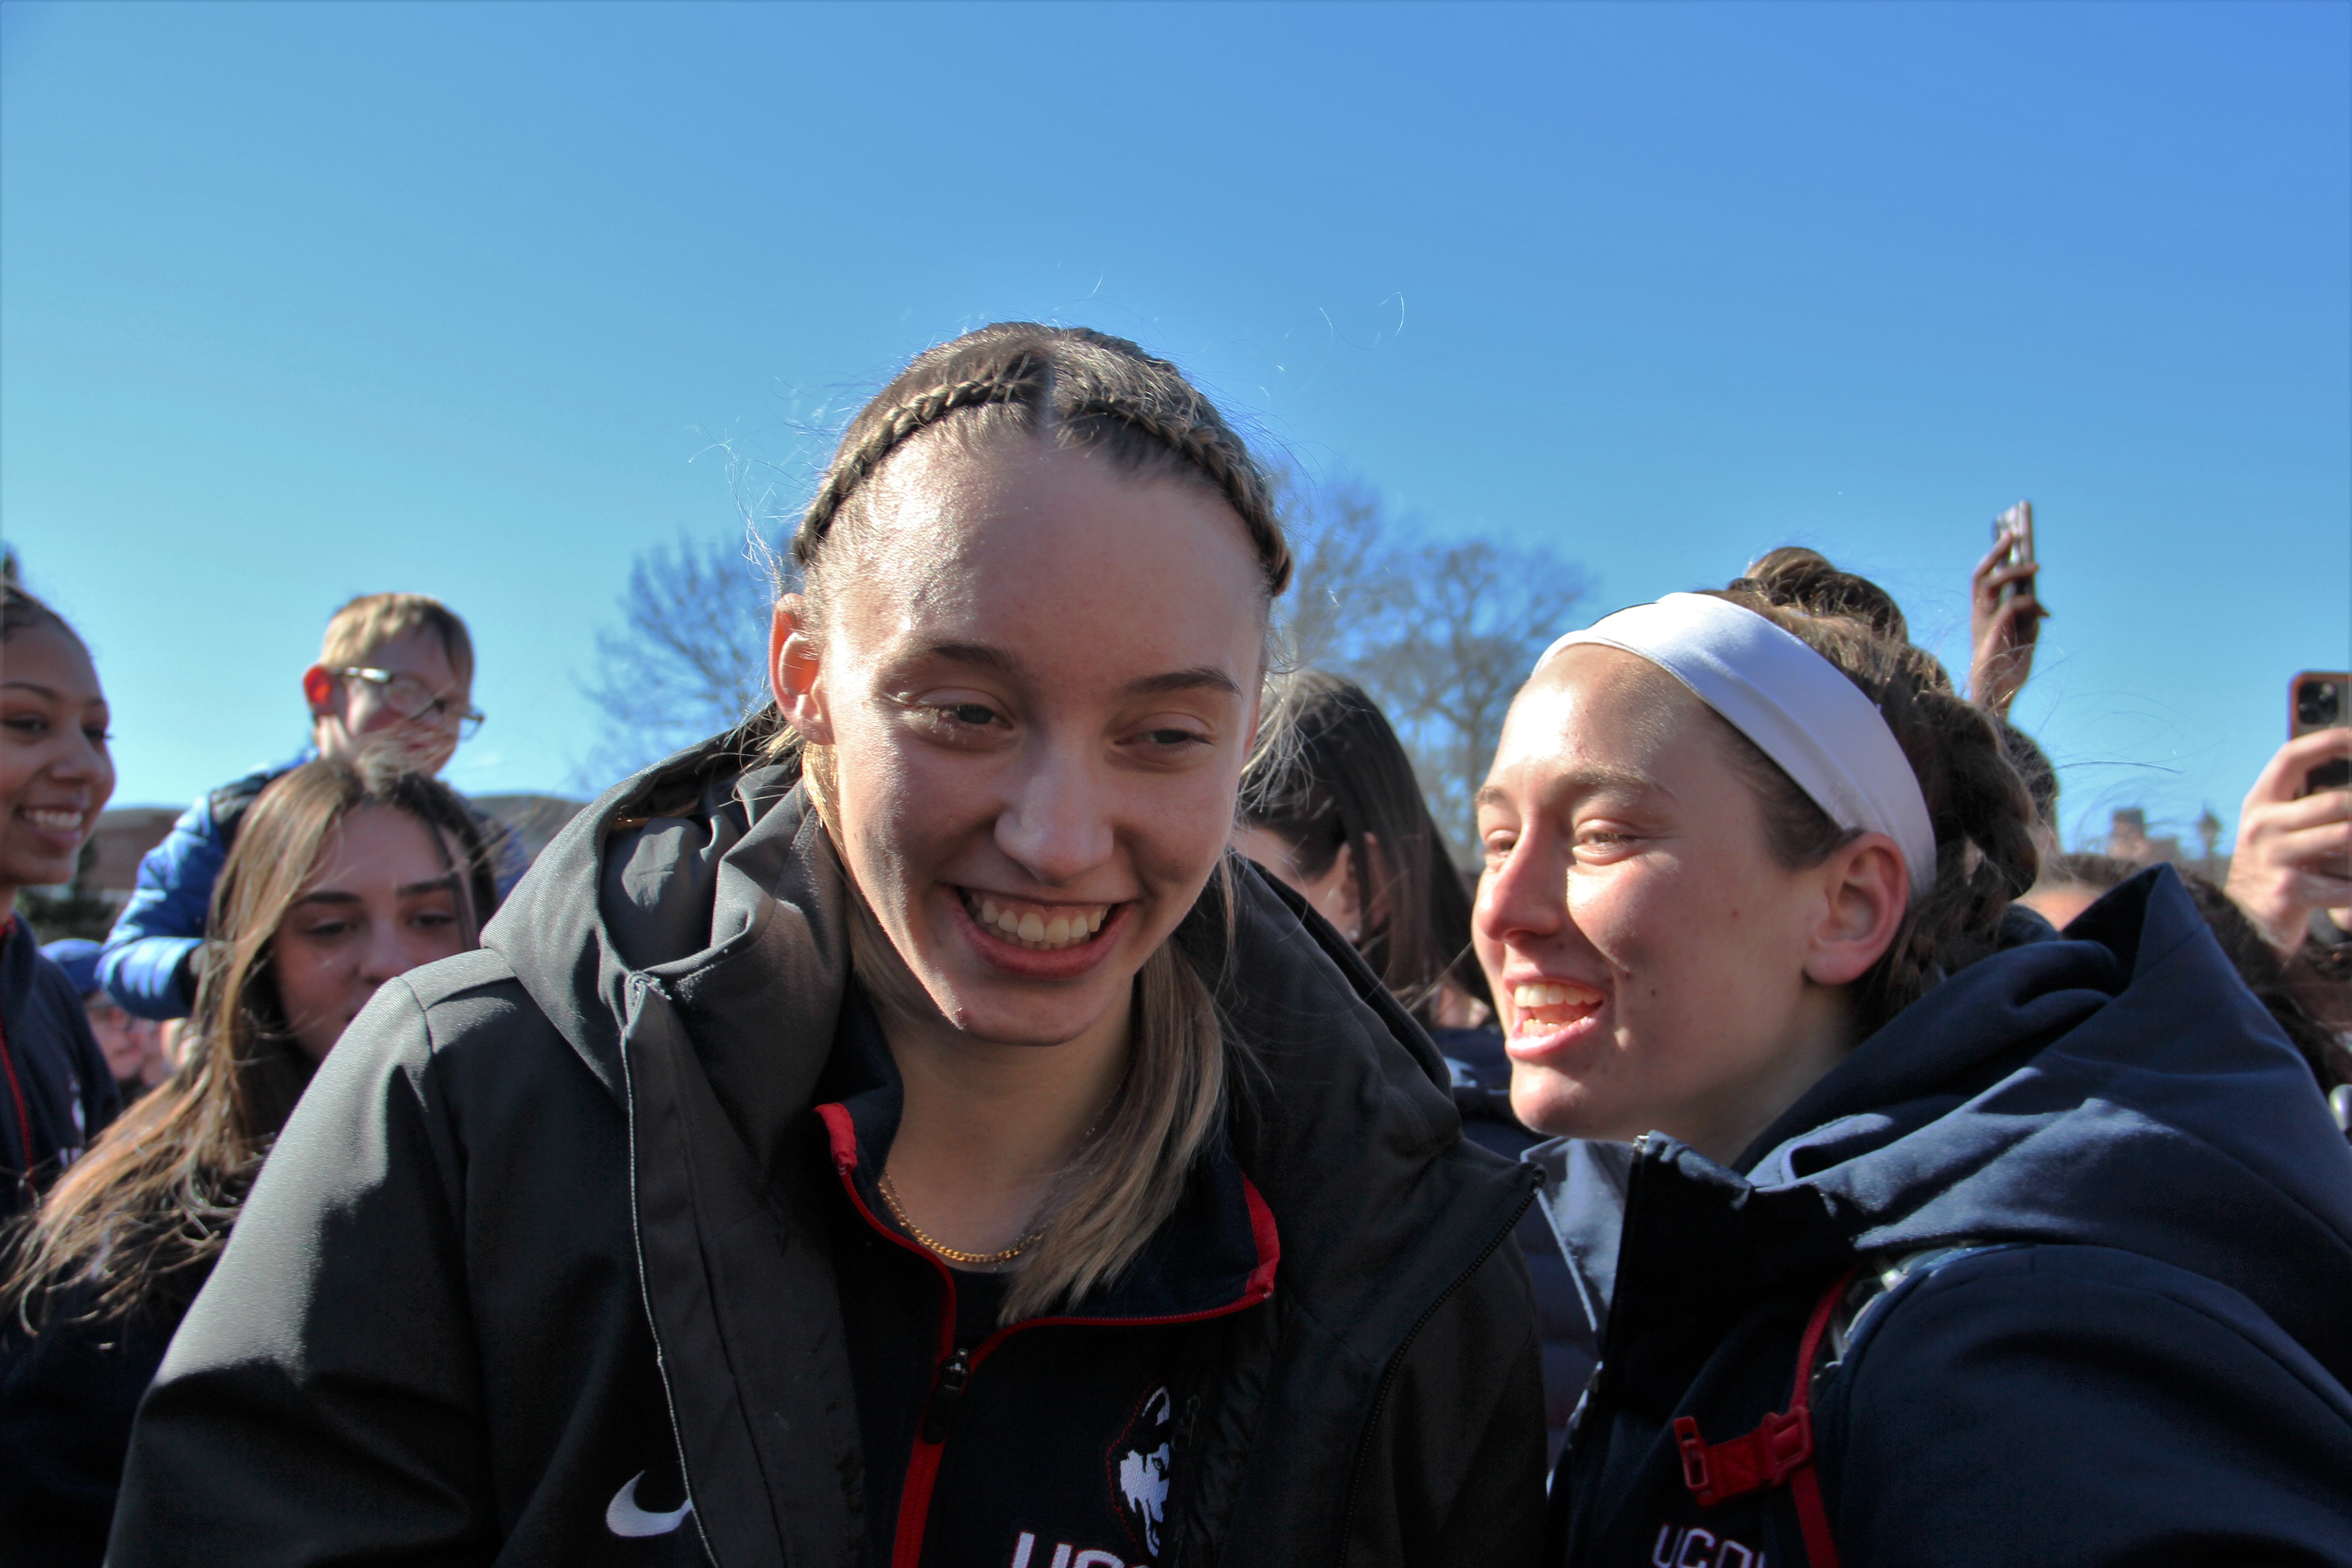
[97,593,522,1021]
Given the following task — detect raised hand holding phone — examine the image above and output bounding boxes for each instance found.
[1969,500,2047,718]
[2225,676,2352,953]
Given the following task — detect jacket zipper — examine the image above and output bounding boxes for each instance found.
[1334,1178,1538,1568]
[616,974,720,1566]
[876,1230,1274,1568]
[817,1106,1276,1568]
[1563,1135,1652,1566]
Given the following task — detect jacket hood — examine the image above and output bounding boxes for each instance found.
[485,716,1532,1324]
[1538,865,2352,1377]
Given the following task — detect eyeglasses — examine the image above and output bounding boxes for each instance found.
[333,667,486,740]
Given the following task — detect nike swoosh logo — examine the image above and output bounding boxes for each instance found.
[606,1471,694,1538]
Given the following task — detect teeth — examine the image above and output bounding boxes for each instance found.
[1512,980,1602,1011]
[965,892,1115,951]
[24,809,83,831]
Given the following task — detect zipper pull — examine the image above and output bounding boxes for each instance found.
[920,1348,971,1444]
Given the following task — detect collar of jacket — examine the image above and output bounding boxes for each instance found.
[819,982,1279,1325]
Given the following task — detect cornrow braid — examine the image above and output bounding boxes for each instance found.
[1699,554,2040,1028]
[786,323,1292,598]
[791,353,1049,570]
[1058,393,1292,596]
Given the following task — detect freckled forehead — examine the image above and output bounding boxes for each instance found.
[1489,647,1708,800]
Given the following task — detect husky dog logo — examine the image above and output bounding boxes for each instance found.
[1107,1385,1174,1558]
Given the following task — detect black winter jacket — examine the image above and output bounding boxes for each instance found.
[112,731,1547,1568]
[0,916,117,1220]
[1544,867,2352,1567]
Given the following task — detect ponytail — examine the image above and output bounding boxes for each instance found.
[1708,549,2040,1026]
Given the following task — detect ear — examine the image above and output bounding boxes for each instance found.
[770,597,832,745]
[301,664,339,715]
[1803,833,1909,988]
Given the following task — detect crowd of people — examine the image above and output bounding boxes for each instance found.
[0,322,2346,1566]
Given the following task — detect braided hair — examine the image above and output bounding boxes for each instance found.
[1702,549,2042,1029]
[788,323,1291,614]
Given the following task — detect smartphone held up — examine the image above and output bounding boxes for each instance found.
[2291,671,2351,797]
[1991,501,2035,604]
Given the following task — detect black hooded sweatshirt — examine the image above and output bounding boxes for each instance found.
[1541,867,2352,1567]
[110,730,1547,1568]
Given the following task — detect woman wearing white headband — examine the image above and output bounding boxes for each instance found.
[1475,548,2352,1567]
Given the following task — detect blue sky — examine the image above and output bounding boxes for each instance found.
[4,0,2346,854]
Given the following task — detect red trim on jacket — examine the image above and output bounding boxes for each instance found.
[814,1099,1279,1568]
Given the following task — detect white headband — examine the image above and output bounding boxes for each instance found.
[1534,593,1937,897]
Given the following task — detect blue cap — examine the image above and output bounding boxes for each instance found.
[40,938,104,998]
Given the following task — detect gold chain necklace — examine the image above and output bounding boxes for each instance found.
[875,1101,1110,1268]
[876,1170,1044,1267]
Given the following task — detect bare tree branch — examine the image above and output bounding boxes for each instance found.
[1358,537,1590,862]
[582,530,781,777]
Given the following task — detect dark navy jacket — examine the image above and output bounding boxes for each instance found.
[0,1274,204,1567]
[0,917,118,1220]
[1542,867,2352,1567]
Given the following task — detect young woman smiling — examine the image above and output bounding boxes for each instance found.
[113,326,1546,1568]
[2,759,492,1567]
[1476,552,2352,1566]
[0,586,120,1223]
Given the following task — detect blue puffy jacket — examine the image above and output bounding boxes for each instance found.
[1540,866,2352,1566]
[98,758,529,1019]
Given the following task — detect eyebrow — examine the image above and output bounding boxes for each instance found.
[1,681,61,698]
[1123,666,1244,699]
[908,642,1243,699]
[290,875,461,909]
[1475,765,1665,813]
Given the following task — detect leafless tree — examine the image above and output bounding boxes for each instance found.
[1274,475,1403,672]
[1275,475,1591,862]
[1351,537,1590,862]
[582,531,780,778]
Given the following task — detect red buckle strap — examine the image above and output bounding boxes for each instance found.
[1672,1264,1860,1568]
[1672,1406,1813,1504]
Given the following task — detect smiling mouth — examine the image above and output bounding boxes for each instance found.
[20,808,88,835]
[1509,980,1606,1038]
[958,889,1116,953]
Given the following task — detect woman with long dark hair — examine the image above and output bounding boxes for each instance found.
[1235,670,1489,1027]
[1,759,494,1565]
[112,324,1546,1567]
[1475,550,2352,1564]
